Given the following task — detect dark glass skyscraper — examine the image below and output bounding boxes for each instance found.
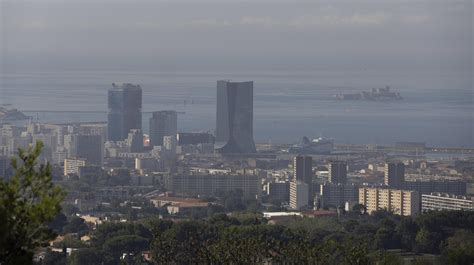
[69,134,103,166]
[384,162,405,188]
[107,83,142,142]
[215,80,256,154]
[149,111,178,147]
[328,161,347,184]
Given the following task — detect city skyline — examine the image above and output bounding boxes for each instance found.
[0,1,472,264]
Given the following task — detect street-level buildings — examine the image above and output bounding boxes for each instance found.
[177,132,214,146]
[359,187,420,216]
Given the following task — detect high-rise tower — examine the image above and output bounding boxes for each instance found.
[149,111,178,147]
[328,161,347,184]
[384,162,405,188]
[215,80,256,154]
[107,83,142,142]
[289,156,313,209]
[69,134,103,166]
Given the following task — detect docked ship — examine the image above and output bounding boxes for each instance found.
[288,136,334,154]
[0,106,29,121]
[334,86,402,101]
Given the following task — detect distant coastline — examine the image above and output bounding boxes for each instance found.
[0,106,29,121]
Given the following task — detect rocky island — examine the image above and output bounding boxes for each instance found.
[334,86,402,101]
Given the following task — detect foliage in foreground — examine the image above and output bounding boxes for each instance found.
[0,142,64,264]
[63,210,474,265]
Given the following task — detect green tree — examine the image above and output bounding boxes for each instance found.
[61,204,79,217]
[0,142,64,264]
[102,235,149,265]
[62,216,89,235]
[151,220,217,264]
[396,218,419,251]
[411,256,436,265]
[441,230,474,265]
[352,203,367,214]
[374,226,399,249]
[415,228,442,253]
[375,251,403,265]
[52,234,87,249]
[48,213,68,234]
[68,248,103,265]
[39,249,67,265]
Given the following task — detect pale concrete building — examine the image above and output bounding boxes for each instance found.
[166,174,261,198]
[359,187,420,216]
[422,193,473,212]
[289,181,309,210]
[64,158,87,176]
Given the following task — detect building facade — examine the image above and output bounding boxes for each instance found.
[266,181,290,203]
[328,161,347,184]
[149,111,178,147]
[421,193,473,212]
[215,80,256,154]
[359,187,420,216]
[384,162,405,188]
[289,181,309,210]
[0,156,9,179]
[177,132,214,145]
[292,156,313,206]
[166,174,261,198]
[404,180,466,195]
[64,158,87,176]
[126,129,143,153]
[69,134,103,166]
[320,183,359,208]
[107,83,142,142]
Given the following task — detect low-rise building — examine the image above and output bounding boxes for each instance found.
[266,181,290,203]
[404,180,466,195]
[78,165,102,178]
[421,193,473,212]
[359,187,420,216]
[166,174,261,198]
[150,196,209,215]
[64,158,87,176]
[319,182,359,208]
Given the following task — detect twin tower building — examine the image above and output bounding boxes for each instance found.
[107,81,256,154]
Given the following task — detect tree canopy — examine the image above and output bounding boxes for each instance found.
[0,142,64,264]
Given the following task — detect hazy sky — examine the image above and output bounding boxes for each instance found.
[1,0,472,71]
